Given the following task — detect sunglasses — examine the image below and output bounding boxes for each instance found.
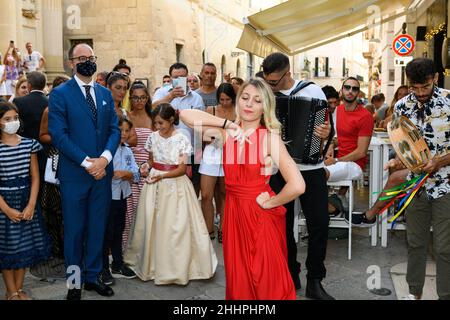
[264,70,288,87]
[343,85,360,93]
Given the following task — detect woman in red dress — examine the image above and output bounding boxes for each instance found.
[180,78,305,300]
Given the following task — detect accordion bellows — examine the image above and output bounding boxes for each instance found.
[387,116,431,174]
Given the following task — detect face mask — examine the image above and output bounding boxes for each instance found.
[2,120,20,134]
[76,60,97,77]
[162,82,172,88]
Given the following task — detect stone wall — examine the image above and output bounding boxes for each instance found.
[62,0,278,91]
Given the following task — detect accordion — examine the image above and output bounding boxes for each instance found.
[275,95,329,164]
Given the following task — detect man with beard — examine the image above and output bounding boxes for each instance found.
[324,77,373,215]
[262,52,334,300]
[390,58,450,300]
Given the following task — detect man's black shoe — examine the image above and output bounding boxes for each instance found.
[84,280,114,297]
[305,279,335,300]
[66,288,81,300]
[292,274,301,290]
[100,268,115,286]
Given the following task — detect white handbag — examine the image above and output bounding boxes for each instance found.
[44,153,60,185]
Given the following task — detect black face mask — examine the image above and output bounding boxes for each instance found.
[76,60,97,77]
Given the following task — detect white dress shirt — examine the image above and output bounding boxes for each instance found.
[74,74,113,168]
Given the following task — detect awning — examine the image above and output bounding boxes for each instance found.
[237,0,415,57]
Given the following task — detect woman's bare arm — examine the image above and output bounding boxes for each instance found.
[259,133,305,209]
[39,108,52,144]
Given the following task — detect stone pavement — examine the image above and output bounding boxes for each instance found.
[0,228,420,300]
[0,187,440,300]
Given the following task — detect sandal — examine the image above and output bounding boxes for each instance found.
[6,291,21,300]
[209,231,216,240]
[18,289,32,300]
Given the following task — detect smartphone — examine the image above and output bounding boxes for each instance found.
[172,77,187,95]
[10,40,14,47]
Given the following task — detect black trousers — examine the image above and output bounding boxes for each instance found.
[270,167,329,280]
[103,197,127,270]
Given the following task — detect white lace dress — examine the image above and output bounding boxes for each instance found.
[124,131,217,284]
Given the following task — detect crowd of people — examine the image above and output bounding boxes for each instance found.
[0,41,449,301]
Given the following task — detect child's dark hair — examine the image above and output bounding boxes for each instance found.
[151,103,179,126]
[118,116,133,129]
[0,102,20,138]
[130,81,152,118]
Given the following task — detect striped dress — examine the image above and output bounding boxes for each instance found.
[122,127,152,251]
[0,137,51,270]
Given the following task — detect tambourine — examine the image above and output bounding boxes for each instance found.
[387,115,431,174]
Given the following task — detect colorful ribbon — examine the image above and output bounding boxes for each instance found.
[375,173,429,228]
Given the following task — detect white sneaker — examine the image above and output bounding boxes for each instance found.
[402,294,420,300]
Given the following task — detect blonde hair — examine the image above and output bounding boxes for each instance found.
[235,78,282,132]
[15,76,28,96]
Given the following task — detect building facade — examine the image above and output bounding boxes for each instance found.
[1,0,281,90]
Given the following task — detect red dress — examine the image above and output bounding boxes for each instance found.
[222,126,296,300]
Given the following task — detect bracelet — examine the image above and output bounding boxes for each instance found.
[222,119,228,129]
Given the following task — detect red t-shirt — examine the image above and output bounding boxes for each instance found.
[336,104,374,169]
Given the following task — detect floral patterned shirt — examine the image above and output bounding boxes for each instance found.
[394,86,450,200]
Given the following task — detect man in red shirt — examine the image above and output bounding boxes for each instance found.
[324,77,374,214]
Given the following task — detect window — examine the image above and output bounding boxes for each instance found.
[70,39,93,55]
[247,53,254,79]
[314,57,329,77]
[389,69,395,82]
[176,44,184,63]
[202,50,206,65]
[342,58,348,77]
[221,55,226,83]
[236,59,241,78]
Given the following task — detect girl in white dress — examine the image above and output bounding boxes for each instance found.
[124,103,217,285]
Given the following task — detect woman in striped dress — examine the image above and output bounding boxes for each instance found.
[122,82,153,250]
[0,102,51,300]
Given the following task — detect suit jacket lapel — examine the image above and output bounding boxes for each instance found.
[68,78,95,123]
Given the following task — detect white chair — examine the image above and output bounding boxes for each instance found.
[296,179,354,260]
[327,180,354,260]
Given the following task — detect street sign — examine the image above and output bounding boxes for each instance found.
[392,34,415,56]
[394,56,413,67]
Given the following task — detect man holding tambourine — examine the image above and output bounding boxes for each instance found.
[386,58,450,301]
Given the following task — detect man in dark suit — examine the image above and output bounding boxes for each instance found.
[48,43,120,300]
[14,71,48,178]
[14,71,48,140]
